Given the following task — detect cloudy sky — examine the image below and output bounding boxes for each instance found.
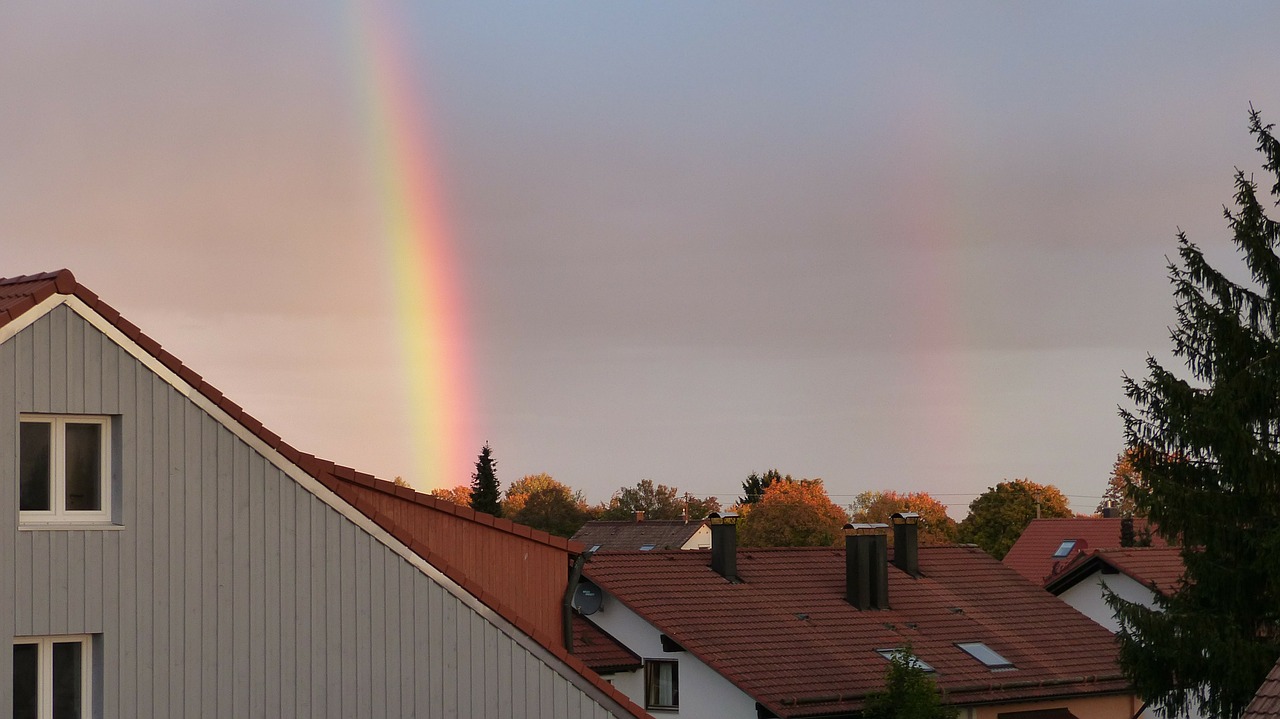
[4,2,1280,516]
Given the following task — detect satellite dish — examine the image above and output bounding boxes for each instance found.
[574,581,603,615]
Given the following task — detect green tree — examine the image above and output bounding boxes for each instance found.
[509,484,595,538]
[469,443,502,517]
[956,479,1072,559]
[739,469,791,505]
[1109,109,1280,718]
[862,647,958,719]
[737,478,849,547]
[599,479,720,521]
[849,490,958,545]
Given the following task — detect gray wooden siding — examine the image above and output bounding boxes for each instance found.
[1,305,622,719]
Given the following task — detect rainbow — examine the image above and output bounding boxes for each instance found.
[348,1,473,491]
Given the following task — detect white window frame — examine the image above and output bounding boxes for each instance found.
[19,415,112,526]
[12,634,93,719]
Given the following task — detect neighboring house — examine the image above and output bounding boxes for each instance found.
[577,513,1141,719]
[1,270,646,719]
[573,516,711,551]
[1003,517,1167,586]
[1243,657,1280,719]
[1044,547,1204,719]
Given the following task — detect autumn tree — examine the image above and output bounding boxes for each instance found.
[862,647,958,719]
[1095,449,1145,516]
[739,469,791,505]
[849,491,958,544]
[956,479,1071,559]
[508,480,595,538]
[469,443,502,517]
[1109,109,1280,718]
[599,479,720,521]
[430,484,472,507]
[737,478,849,547]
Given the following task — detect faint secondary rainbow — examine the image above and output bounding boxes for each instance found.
[348,0,473,491]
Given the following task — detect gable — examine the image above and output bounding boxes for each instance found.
[0,290,644,718]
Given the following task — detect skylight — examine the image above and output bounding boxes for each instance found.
[957,642,1014,670]
[639,543,656,551]
[876,649,934,672]
[1052,539,1077,558]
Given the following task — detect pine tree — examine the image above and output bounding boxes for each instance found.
[1111,108,1280,718]
[739,468,788,505]
[469,443,502,517]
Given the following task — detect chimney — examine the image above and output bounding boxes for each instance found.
[845,523,889,610]
[1102,502,1116,519]
[634,510,645,523]
[707,512,739,581]
[891,512,920,578]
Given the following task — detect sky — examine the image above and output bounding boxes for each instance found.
[4,2,1280,517]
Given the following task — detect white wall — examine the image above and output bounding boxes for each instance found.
[681,525,712,550]
[585,590,760,718]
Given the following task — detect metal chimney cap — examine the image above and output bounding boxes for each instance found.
[891,512,920,524]
[843,522,889,535]
[706,511,739,525]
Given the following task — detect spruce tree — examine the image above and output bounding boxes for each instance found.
[1111,108,1280,718]
[469,443,502,517]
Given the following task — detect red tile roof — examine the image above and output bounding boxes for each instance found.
[584,545,1131,717]
[573,519,707,550]
[1245,657,1280,719]
[1003,517,1168,585]
[1044,547,1186,598]
[0,270,650,719]
[572,614,642,674]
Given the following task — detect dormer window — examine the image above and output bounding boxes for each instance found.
[20,415,112,525]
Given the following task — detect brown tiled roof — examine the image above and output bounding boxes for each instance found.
[572,614,642,674]
[584,545,1131,718]
[1044,547,1186,598]
[1244,657,1280,719]
[1003,517,1168,585]
[0,270,649,719]
[573,519,706,550]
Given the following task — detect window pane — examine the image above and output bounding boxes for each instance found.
[52,641,83,719]
[14,643,39,719]
[64,423,102,511]
[646,661,678,708]
[20,422,52,511]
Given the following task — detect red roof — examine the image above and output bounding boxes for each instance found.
[1045,547,1186,597]
[584,545,1131,717]
[1244,657,1280,719]
[0,270,649,719]
[572,614,642,674]
[573,519,707,550]
[1003,517,1168,585]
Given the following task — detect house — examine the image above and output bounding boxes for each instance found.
[1,270,646,718]
[1003,517,1167,586]
[576,513,1141,718]
[1043,546,1185,633]
[1243,657,1280,719]
[573,514,711,551]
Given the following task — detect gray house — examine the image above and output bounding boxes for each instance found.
[1,270,647,719]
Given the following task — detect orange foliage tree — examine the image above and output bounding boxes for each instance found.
[737,478,849,547]
[849,490,958,544]
[430,484,472,507]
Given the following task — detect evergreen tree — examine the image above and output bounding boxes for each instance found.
[739,468,789,505]
[1111,109,1280,718]
[861,647,957,719]
[469,443,502,517]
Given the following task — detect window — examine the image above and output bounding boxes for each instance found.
[1052,540,1077,558]
[645,659,678,710]
[957,642,1015,669]
[13,635,92,719]
[876,648,935,672]
[19,416,111,524]
[639,543,656,551]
